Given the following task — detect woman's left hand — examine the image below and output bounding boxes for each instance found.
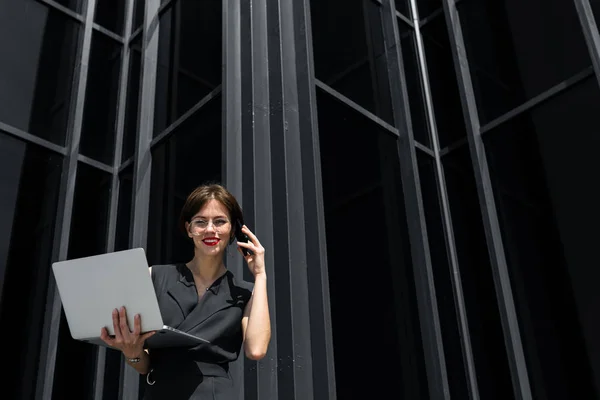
[237,225,266,277]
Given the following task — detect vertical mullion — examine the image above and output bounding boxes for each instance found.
[95,0,135,398]
[121,0,160,398]
[408,0,480,398]
[298,0,337,397]
[35,0,97,399]
[574,0,600,88]
[250,0,279,398]
[440,1,533,399]
[222,0,246,397]
[382,1,450,399]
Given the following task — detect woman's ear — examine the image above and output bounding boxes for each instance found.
[185,221,193,238]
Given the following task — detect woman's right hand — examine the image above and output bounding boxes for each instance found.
[99,306,156,358]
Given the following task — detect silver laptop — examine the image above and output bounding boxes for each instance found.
[51,248,210,349]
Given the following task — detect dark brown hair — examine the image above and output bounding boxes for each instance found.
[178,183,244,243]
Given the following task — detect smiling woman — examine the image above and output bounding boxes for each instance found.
[100,184,271,400]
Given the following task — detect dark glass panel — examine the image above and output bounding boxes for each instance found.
[398,20,431,147]
[395,0,410,17]
[310,0,394,124]
[417,152,469,399]
[53,0,81,13]
[0,133,62,400]
[148,96,222,266]
[52,163,111,400]
[94,0,126,35]
[132,0,146,32]
[154,0,222,135]
[420,14,466,148]
[484,78,600,399]
[416,0,442,18]
[317,89,429,399]
[443,144,514,400]
[81,31,122,164]
[458,0,591,123]
[122,38,142,162]
[0,0,80,145]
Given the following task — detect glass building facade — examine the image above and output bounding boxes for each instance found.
[1,0,600,399]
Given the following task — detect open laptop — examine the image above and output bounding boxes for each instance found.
[51,248,210,349]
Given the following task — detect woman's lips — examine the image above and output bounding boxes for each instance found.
[202,238,220,246]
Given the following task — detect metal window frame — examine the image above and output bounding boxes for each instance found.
[381,1,450,398]
[35,0,98,399]
[441,1,533,399]
[407,0,480,398]
[574,0,600,88]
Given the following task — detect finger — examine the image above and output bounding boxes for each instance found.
[133,314,141,336]
[141,331,156,341]
[112,308,123,341]
[100,327,114,345]
[241,225,261,246]
[119,306,132,339]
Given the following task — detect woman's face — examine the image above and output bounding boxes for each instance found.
[186,199,232,257]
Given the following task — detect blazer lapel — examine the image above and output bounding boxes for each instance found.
[176,271,237,333]
[165,265,198,324]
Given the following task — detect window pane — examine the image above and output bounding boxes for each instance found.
[52,163,111,400]
[81,32,122,164]
[421,14,467,148]
[416,0,442,18]
[0,0,80,146]
[94,0,126,35]
[0,133,62,400]
[310,0,394,124]
[395,0,410,17]
[122,38,142,162]
[154,0,223,135]
[148,96,222,265]
[398,20,431,147]
[132,0,146,32]
[53,0,81,13]
[459,0,592,123]
[484,78,600,399]
[443,144,514,400]
[317,89,429,399]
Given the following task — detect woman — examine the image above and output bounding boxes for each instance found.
[100,184,271,399]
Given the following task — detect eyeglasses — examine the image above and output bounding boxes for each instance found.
[188,218,230,235]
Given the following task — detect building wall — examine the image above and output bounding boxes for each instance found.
[0,0,599,399]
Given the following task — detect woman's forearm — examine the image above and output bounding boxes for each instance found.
[244,273,271,359]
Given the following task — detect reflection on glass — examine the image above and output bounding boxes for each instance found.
[81,31,122,165]
[53,162,111,400]
[310,0,394,124]
[0,0,80,145]
[317,89,429,399]
[148,96,222,265]
[398,20,431,147]
[0,133,62,400]
[484,78,600,399]
[442,144,514,400]
[94,0,126,35]
[420,14,467,148]
[417,152,469,399]
[154,1,223,135]
[458,0,591,123]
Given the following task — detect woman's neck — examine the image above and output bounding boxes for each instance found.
[186,253,227,283]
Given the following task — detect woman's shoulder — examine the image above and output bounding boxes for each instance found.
[226,270,254,301]
[149,263,184,281]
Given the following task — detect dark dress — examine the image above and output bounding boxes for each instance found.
[143,264,253,400]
